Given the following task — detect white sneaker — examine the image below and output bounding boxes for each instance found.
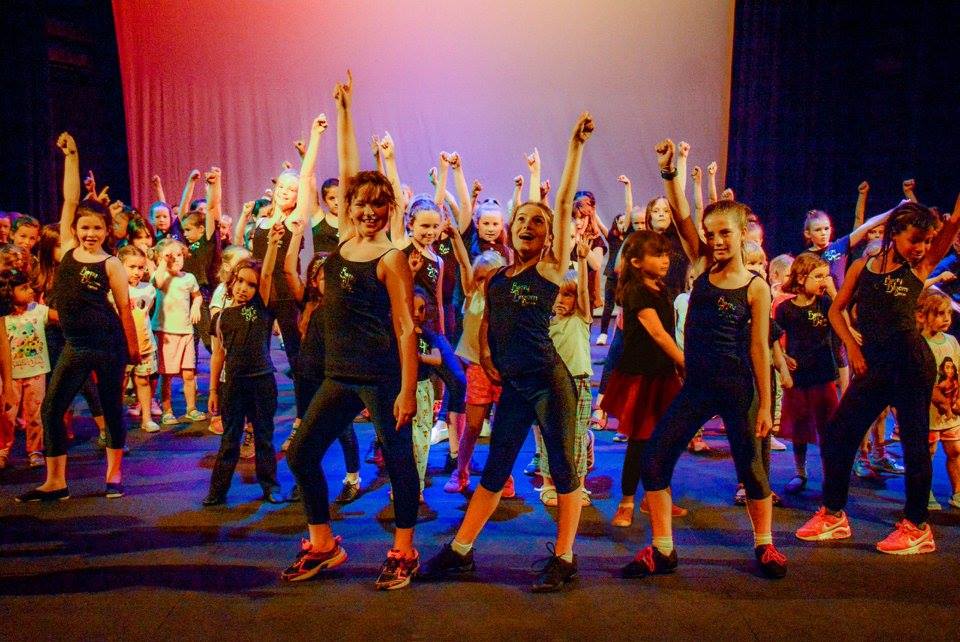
[141,421,161,433]
[480,419,491,438]
[430,420,448,445]
[595,332,608,346]
[770,436,787,451]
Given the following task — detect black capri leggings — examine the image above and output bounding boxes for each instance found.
[480,357,579,494]
[642,366,770,501]
[269,298,301,368]
[599,274,618,336]
[822,334,934,525]
[42,344,126,457]
[287,377,419,529]
[434,333,466,416]
[295,375,360,475]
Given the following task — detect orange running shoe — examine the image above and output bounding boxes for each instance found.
[876,519,935,555]
[795,507,852,541]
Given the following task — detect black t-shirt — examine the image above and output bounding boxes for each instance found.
[605,228,626,277]
[774,295,837,387]
[252,223,302,301]
[617,284,676,377]
[416,327,437,381]
[297,304,325,380]
[184,234,220,290]
[213,298,276,379]
[312,217,340,254]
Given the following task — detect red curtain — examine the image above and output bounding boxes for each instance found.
[113,0,733,221]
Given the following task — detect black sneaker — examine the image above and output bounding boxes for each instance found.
[443,453,458,474]
[523,453,541,476]
[754,544,787,579]
[622,545,678,578]
[374,549,420,590]
[202,493,226,507]
[418,542,476,580]
[263,487,285,504]
[281,537,348,582]
[531,546,578,593]
[105,483,124,499]
[334,479,361,504]
[15,487,70,503]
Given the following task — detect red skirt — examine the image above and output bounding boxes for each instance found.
[601,370,682,441]
[779,381,839,445]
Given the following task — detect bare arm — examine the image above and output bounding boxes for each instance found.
[526,148,541,203]
[706,161,718,203]
[449,154,473,233]
[207,334,225,415]
[178,169,200,219]
[829,257,868,376]
[371,135,384,174]
[657,139,704,267]
[922,193,960,278]
[512,175,523,213]
[204,167,221,240]
[691,166,704,232]
[380,134,408,247]
[638,307,684,368]
[903,178,918,203]
[283,225,306,303]
[446,218,475,294]
[380,250,418,428]
[233,201,253,247]
[676,141,690,194]
[150,174,166,204]
[260,226,282,308]
[549,113,594,277]
[854,181,869,230]
[106,257,140,365]
[334,70,358,242]
[57,133,80,254]
[420,346,442,367]
[849,203,899,248]
[747,277,772,436]
[0,321,13,410]
[575,242,591,322]
[618,175,633,222]
[478,277,501,385]
[296,114,328,232]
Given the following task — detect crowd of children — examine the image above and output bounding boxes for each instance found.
[3,72,959,592]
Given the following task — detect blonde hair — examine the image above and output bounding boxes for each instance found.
[558,269,579,297]
[743,240,766,265]
[218,245,252,283]
[769,254,795,284]
[472,249,506,273]
[156,237,188,258]
[917,288,952,327]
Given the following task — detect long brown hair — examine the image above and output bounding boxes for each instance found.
[615,230,671,306]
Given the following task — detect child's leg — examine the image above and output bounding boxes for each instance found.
[1,379,24,454]
[160,374,173,412]
[534,425,549,479]
[942,438,960,495]
[338,425,361,477]
[39,345,93,488]
[890,345,935,525]
[413,380,434,491]
[621,440,645,503]
[92,350,128,483]
[457,402,488,478]
[134,374,153,428]
[182,369,197,411]
[573,376,592,481]
[208,380,247,498]
[22,375,44,455]
[248,375,279,493]
[793,442,808,476]
[434,336,466,457]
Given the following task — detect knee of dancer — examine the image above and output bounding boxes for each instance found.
[742,473,772,501]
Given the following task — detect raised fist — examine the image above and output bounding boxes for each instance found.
[572,112,594,143]
[691,166,702,180]
[654,139,675,171]
[617,175,630,185]
[57,132,77,155]
[678,141,690,158]
[311,113,328,135]
[706,161,718,176]
[858,181,870,194]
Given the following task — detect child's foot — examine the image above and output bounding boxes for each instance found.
[160,412,180,426]
[539,486,558,507]
[755,544,787,578]
[281,537,348,582]
[501,475,516,499]
[150,399,163,416]
[523,453,540,476]
[622,545,678,578]
[418,542,475,580]
[612,432,628,443]
[784,475,807,494]
[734,484,747,505]
[208,415,224,435]
[950,492,960,510]
[28,452,45,468]
[443,471,470,493]
[928,491,942,511]
[611,503,634,527]
[430,420,448,445]
[795,507,852,541]
[374,549,420,590]
[15,486,70,503]
[96,432,107,449]
[595,332,607,346]
[869,453,905,475]
[852,454,875,478]
[281,428,297,452]
[240,432,255,459]
[184,409,207,422]
[769,436,787,451]
[127,404,141,418]
[201,493,226,507]
[580,487,592,507]
[105,482,125,499]
[334,478,362,504]
[876,519,935,555]
[443,452,458,474]
[141,421,160,433]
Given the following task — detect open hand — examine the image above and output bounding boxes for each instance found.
[408,249,424,273]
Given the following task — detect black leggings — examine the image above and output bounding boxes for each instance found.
[480,357,579,494]
[642,367,771,500]
[822,335,934,524]
[622,439,646,497]
[295,375,360,474]
[46,328,104,418]
[434,333,466,417]
[599,274,618,335]
[43,343,126,457]
[287,377,419,528]
[269,298,301,368]
[208,373,279,496]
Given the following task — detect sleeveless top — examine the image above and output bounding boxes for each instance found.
[855,260,924,348]
[486,266,560,378]
[323,248,401,382]
[435,236,457,302]
[684,271,760,375]
[312,217,340,254]
[252,222,300,301]
[297,304,326,379]
[51,249,123,351]
[403,244,443,331]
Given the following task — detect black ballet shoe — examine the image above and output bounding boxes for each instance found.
[15,487,70,503]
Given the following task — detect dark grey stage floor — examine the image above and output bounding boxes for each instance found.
[1,341,959,641]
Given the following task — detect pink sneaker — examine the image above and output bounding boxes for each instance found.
[443,471,470,493]
[501,475,516,499]
[795,507,852,541]
[876,519,935,555]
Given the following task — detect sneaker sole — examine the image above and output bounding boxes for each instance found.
[15,494,71,503]
[796,525,852,541]
[531,572,577,593]
[282,547,348,582]
[375,561,420,590]
[876,539,936,555]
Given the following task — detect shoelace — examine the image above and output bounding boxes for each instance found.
[531,542,561,573]
[760,545,786,566]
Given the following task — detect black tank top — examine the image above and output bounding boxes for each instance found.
[312,217,340,254]
[52,249,123,351]
[855,260,924,348]
[435,237,457,302]
[252,222,301,301]
[486,266,560,378]
[323,248,401,382]
[685,271,760,374]
[297,304,326,379]
[403,244,443,331]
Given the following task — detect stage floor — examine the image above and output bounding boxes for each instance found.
[1,341,959,641]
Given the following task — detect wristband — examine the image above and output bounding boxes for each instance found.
[660,167,677,180]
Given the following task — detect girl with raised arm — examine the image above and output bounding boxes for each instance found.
[419,112,595,593]
[284,73,420,590]
[796,196,960,554]
[16,133,138,503]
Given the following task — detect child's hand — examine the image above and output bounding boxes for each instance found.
[393,389,416,430]
[754,407,773,438]
[150,174,162,188]
[513,175,524,188]
[446,152,461,170]
[940,271,957,284]
[848,344,868,377]
[370,134,381,157]
[779,369,794,389]
[379,132,395,160]
[525,148,540,171]
[691,166,702,181]
[720,187,735,201]
[241,201,254,217]
[784,354,798,371]
[617,175,631,185]
[858,181,870,194]
[84,170,97,196]
[208,389,219,416]
[572,112,594,143]
[281,160,293,171]
[576,236,590,259]
[109,200,124,217]
[56,131,77,156]
[408,250,424,273]
[707,161,718,176]
[333,69,353,109]
[428,167,438,187]
[539,179,551,202]
[471,179,483,199]
[655,139,675,171]
[294,139,306,156]
[286,219,303,236]
[678,141,691,158]
[269,222,286,243]
[480,353,502,386]
[204,166,221,185]
[903,178,916,194]
[850,327,863,345]
[188,169,201,182]
[311,113,328,136]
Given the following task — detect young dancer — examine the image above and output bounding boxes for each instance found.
[626,139,785,580]
[182,167,223,355]
[152,238,203,424]
[412,287,441,498]
[774,253,837,493]
[204,227,284,505]
[0,268,57,468]
[419,112,595,593]
[16,132,138,502]
[604,230,687,526]
[117,245,160,433]
[917,289,960,509]
[796,196,960,554]
[284,73,420,590]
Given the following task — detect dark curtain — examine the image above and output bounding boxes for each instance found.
[728,0,960,256]
[0,0,129,222]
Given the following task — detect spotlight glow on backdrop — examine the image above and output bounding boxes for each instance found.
[113,0,733,221]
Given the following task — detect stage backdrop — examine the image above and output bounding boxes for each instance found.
[113,0,733,224]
